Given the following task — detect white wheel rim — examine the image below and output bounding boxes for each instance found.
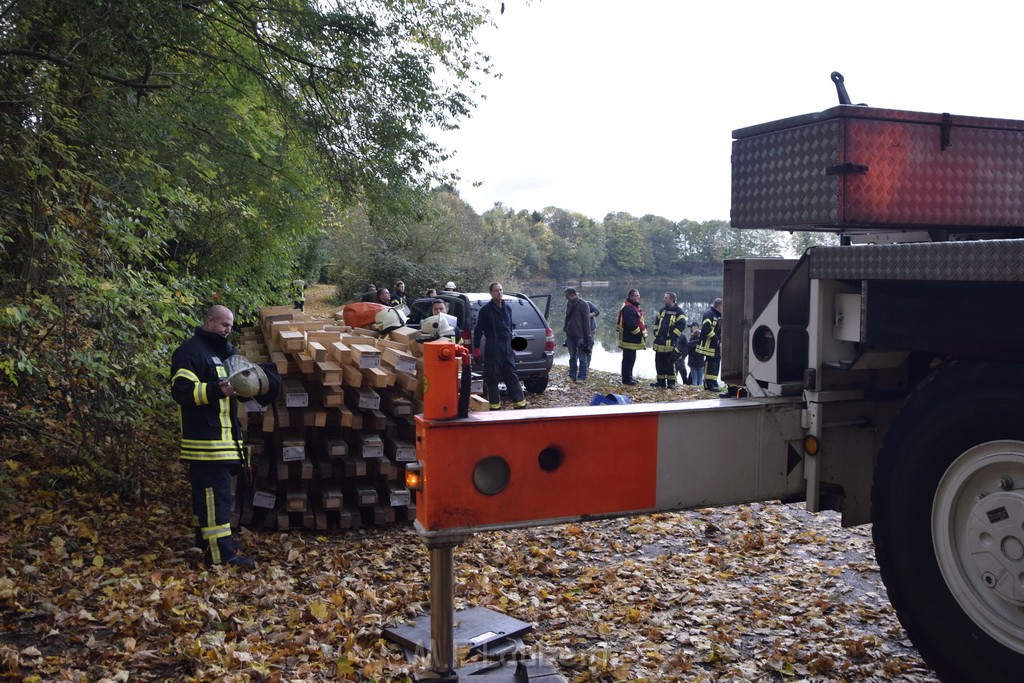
[933,440,1024,653]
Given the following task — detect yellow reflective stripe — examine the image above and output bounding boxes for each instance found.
[204,487,216,529]
[172,368,208,406]
[201,523,231,540]
[181,438,240,450]
[181,452,240,462]
[213,365,233,442]
[173,368,200,383]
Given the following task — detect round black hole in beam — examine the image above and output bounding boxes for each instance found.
[473,456,511,495]
[538,446,563,472]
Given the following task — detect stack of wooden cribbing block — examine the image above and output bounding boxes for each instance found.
[231,305,426,531]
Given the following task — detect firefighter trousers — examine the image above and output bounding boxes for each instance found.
[189,461,239,566]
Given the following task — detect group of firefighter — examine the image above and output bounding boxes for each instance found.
[617,291,723,391]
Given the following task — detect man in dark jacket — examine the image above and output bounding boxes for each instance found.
[696,297,723,391]
[616,289,646,386]
[170,305,278,567]
[562,287,593,382]
[585,299,600,365]
[684,321,704,386]
[650,292,686,388]
[473,282,527,410]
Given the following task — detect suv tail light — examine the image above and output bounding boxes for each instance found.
[544,327,557,352]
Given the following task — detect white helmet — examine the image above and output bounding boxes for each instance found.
[421,314,456,338]
[375,306,408,333]
[225,355,271,398]
[444,281,456,290]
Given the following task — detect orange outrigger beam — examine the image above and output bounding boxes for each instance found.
[408,342,806,679]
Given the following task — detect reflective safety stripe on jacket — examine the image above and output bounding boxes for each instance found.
[696,310,721,358]
[616,303,646,351]
[173,366,241,461]
[652,306,686,352]
[170,328,244,463]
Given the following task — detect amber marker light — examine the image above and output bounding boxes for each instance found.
[405,462,423,491]
[804,434,821,456]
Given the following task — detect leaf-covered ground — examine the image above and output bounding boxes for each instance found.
[0,287,940,681]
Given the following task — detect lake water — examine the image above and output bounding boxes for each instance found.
[523,279,722,380]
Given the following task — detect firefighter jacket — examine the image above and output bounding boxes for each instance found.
[696,305,722,358]
[473,299,515,362]
[616,300,646,351]
[170,328,243,463]
[652,304,686,353]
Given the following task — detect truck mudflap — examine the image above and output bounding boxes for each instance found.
[412,396,806,541]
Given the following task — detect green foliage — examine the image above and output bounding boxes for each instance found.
[331,189,510,299]
[790,231,841,255]
[542,207,605,280]
[0,0,494,498]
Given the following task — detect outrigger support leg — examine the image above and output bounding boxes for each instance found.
[426,540,460,680]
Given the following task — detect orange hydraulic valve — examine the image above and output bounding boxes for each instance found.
[422,340,470,420]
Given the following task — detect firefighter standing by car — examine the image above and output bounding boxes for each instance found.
[170,305,279,567]
[650,291,686,388]
[696,297,723,391]
[473,282,527,410]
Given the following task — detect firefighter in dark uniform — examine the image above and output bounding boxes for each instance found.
[170,305,278,567]
[650,292,686,388]
[473,282,527,410]
[696,297,723,391]
[616,288,646,386]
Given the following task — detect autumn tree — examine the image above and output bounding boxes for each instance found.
[543,207,605,280]
[0,0,494,492]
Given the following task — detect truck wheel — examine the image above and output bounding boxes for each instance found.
[524,376,548,394]
[873,360,1024,682]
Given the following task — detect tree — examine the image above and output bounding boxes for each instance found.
[602,211,652,274]
[0,0,495,494]
[543,207,605,280]
[640,214,680,275]
[790,230,841,256]
[331,189,510,300]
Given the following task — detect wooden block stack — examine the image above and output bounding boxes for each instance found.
[232,307,425,532]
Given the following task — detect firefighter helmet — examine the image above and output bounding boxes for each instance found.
[375,306,408,334]
[225,354,271,398]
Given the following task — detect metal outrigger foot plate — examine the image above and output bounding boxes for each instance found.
[410,658,566,682]
[384,606,533,661]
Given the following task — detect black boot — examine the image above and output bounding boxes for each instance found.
[667,380,676,389]
[650,380,665,388]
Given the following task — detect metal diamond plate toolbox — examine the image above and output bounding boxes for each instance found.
[731,106,1024,232]
[809,240,1024,282]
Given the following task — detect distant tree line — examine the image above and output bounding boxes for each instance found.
[329,189,837,298]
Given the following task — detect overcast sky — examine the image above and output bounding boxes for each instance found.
[432,0,1024,223]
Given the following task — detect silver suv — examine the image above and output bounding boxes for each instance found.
[407,291,555,393]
